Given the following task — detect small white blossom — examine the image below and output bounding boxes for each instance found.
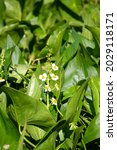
[51,63,58,71]
[3,144,10,150]
[0,77,5,83]
[45,84,51,92]
[39,73,47,81]
[50,73,59,81]
[55,83,59,91]
[51,97,57,105]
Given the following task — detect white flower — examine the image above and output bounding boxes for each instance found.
[50,73,59,81]
[3,144,10,150]
[0,77,5,83]
[45,84,51,92]
[39,73,47,81]
[51,63,58,71]
[55,83,59,91]
[51,97,57,105]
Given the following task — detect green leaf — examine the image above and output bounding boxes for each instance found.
[65,80,88,123]
[62,51,98,91]
[34,133,56,150]
[35,120,66,149]
[10,64,29,83]
[60,29,79,66]
[56,138,73,150]
[89,77,100,115]
[4,0,21,24]
[0,92,19,149]
[26,125,46,140]
[0,86,56,130]
[27,74,41,99]
[83,113,100,144]
[86,26,100,57]
[4,47,14,79]
[72,126,84,150]
[78,33,95,49]
[57,0,83,22]
[47,23,67,55]
[12,45,26,65]
[0,0,5,27]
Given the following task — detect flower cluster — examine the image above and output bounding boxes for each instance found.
[39,63,59,107]
[39,63,59,92]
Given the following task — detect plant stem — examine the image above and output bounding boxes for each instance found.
[56,105,63,117]
[46,76,50,109]
[81,138,87,150]
[47,92,50,109]
[19,125,36,148]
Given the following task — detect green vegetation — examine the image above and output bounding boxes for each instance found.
[0,0,100,149]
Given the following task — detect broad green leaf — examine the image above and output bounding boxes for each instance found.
[0,23,18,36]
[86,26,100,57]
[10,64,29,83]
[56,138,73,150]
[4,0,21,24]
[27,74,41,99]
[12,46,27,65]
[6,34,15,49]
[60,29,79,66]
[22,0,36,19]
[83,113,100,144]
[89,77,100,115]
[62,50,98,91]
[78,33,95,49]
[0,27,20,49]
[34,133,56,150]
[0,92,19,149]
[35,120,66,149]
[72,126,84,150]
[65,80,88,123]
[58,0,83,22]
[86,26,100,45]
[0,86,56,130]
[0,0,5,27]
[19,29,33,50]
[60,0,82,14]
[26,125,46,140]
[12,46,21,65]
[62,85,77,101]
[44,0,54,4]
[4,47,14,79]
[47,23,67,55]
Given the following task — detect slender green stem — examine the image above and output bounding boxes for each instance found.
[19,125,36,148]
[47,92,50,109]
[56,105,63,117]
[81,137,87,150]
[46,76,50,109]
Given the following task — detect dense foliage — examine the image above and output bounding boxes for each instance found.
[0,0,100,149]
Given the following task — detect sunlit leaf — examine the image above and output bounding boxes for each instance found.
[65,80,88,122]
[83,113,100,144]
[4,0,21,24]
[0,86,56,130]
[0,92,19,149]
